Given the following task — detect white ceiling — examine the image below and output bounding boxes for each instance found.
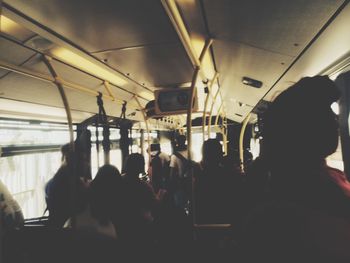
[0,0,349,125]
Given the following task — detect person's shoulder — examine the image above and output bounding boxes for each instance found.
[159,152,170,161]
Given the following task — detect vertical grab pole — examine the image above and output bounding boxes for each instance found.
[207,84,221,138]
[187,39,213,228]
[186,68,200,162]
[202,72,219,142]
[134,96,151,167]
[239,113,251,173]
[42,55,76,229]
[214,102,223,127]
[222,114,228,156]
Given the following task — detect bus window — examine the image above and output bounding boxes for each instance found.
[0,119,73,218]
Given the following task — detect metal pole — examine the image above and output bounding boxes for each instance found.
[202,72,219,142]
[208,87,221,138]
[214,102,223,127]
[239,113,251,173]
[42,56,74,148]
[186,39,213,229]
[187,38,213,161]
[42,55,76,229]
[134,96,151,165]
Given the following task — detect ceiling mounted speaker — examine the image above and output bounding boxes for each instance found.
[153,88,198,116]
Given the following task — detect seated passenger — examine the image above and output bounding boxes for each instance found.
[240,76,350,262]
[0,179,24,230]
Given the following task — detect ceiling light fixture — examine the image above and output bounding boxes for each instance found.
[49,47,127,87]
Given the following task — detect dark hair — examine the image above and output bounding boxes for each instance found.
[263,75,339,165]
[89,165,121,224]
[124,153,145,177]
[174,134,187,151]
[150,143,160,152]
[202,139,223,168]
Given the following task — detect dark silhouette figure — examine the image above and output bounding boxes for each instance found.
[120,153,157,243]
[89,165,122,230]
[148,143,170,194]
[240,76,350,262]
[195,139,236,224]
[169,134,190,210]
[45,143,86,227]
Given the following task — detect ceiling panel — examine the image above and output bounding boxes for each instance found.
[0,36,36,78]
[0,71,144,122]
[203,0,344,57]
[213,40,294,120]
[13,53,149,102]
[264,2,350,101]
[0,69,9,79]
[95,43,193,88]
[0,36,36,65]
[5,0,180,52]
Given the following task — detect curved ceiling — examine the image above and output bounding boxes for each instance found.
[0,0,349,125]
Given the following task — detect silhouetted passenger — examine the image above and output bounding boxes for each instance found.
[169,135,191,210]
[148,143,170,193]
[120,153,157,243]
[65,165,121,238]
[263,76,349,214]
[45,143,87,227]
[195,139,236,224]
[240,76,350,262]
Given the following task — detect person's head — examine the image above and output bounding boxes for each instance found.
[89,165,121,223]
[60,143,71,164]
[174,134,187,151]
[124,153,145,178]
[150,143,161,155]
[202,139,223,168]
[263,75,339,167]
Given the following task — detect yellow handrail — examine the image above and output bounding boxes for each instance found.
[239,113,251,173]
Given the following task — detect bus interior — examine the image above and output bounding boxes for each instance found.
[1,0,350,262]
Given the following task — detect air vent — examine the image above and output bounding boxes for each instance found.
[242,77,263,89]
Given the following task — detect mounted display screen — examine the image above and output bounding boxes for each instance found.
[154,88,198,116]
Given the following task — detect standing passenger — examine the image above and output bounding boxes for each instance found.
[240,76,350,262]
[120,153,157,243]
[148,143,170,194]
[169,135,190,211]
